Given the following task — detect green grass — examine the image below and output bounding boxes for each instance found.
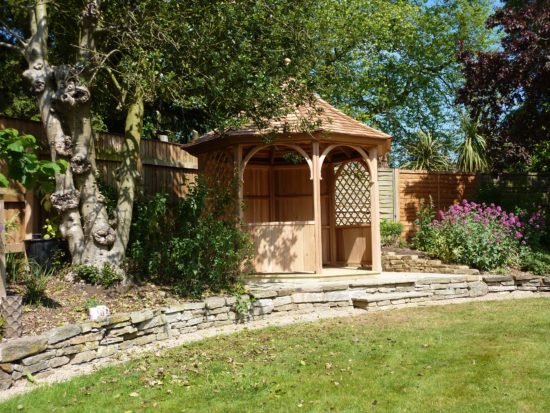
[2,298,550,413]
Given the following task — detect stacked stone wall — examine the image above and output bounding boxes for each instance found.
[382,252,480,275]
[1,274,549,390]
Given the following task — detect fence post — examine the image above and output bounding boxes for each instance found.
[392,168,400,222]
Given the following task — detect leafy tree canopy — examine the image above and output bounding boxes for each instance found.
[313,0,497,165]
[458,0,550,172]
[1,0,497,157]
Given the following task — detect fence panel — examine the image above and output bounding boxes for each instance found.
[1,116,198,241]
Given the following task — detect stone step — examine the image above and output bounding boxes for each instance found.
[352,291,433,307]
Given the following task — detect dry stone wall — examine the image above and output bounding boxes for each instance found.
[1,274,549,390]
[382,251,480,275]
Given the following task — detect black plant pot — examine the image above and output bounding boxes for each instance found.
[24,237,68,271]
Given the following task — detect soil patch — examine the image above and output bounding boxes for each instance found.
[6,278,181,337]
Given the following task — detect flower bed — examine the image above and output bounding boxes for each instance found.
[413,199,548,272]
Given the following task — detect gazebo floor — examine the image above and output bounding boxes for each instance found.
[245,270,463,290]
[246,266,379,283]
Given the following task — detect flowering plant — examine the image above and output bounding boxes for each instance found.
[413,199,546,271]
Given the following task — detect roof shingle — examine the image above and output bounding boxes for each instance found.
[187,96,391,148]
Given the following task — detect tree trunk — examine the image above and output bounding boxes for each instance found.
[23,1,119,270]
[110,93,144,264]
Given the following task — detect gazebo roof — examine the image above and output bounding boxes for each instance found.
[184,96,391,155]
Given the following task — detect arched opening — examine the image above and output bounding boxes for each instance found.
[241,144,318,273]
[332,160,373,267]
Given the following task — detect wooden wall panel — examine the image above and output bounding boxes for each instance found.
[244,222,315,273]
[243,199,269,223]
[378,168,397,221]
[275,198,313,222]
[322,228,330,265]
[335,226,372,266]
[243,167,269,196]
[275,167,312,196]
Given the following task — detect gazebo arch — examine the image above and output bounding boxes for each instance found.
[184,96,391,277]
[240,143,313,182]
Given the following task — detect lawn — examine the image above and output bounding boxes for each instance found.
[2,298,550,413]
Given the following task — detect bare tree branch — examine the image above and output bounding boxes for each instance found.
[0,41,24,55]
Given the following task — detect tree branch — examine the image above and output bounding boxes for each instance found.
[0,41,24,55]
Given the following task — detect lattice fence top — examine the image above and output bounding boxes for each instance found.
[335,161,371,226]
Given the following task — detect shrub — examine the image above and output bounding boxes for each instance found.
[23,260,52,305]
[72,263,123,288]
[413,199,546,271]
[6,252,25,284]
[128,179,252,297]
[380,219,404,247]
[520,249,550,276]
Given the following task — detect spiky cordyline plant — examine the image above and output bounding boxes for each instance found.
[456,112,489,173]
[402,130,452,171]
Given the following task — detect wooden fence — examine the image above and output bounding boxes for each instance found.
[0,116,198,244]
[379,169,550,238]
[2,116,548,244]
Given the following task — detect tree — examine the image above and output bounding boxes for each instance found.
[313,0,496,165]
[0,0,322,272]
[458,0,550,172]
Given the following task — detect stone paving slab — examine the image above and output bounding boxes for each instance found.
[352,291,433,303]
[247,271,482,292]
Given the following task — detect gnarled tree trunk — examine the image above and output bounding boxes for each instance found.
[23,1,123,271]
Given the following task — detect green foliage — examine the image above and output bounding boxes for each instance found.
[519,249,550,276]
[48,243,71,274]
[6,252,25,284]
[456,112,488,173]
[72,263,123,289]
[0,128,67,191]
[42,218,59,240]
[458,0,549,172]
[0,316,3,340]
[232,284,255,319]
[380,219,404,247]
[95,176,118,218]
[23,260,52,305]
[84,298,102,312]
[2,0,496,155]
[412,199,526,271]
[314,0,497,165]
[473,181,550,248]
[128,180,252,297]
[402,131,453,171]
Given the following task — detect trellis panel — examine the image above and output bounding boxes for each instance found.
[334,161,371,226]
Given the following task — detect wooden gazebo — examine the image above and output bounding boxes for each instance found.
[184,97,391,276]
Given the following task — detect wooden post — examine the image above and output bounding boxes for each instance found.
[24,188,35,239]
[269,153,276,222]
[235,145,244,221]
[328,165,337,265]
[0,188,7,298]
[368,147,382,273]
[393,168,400,222]
[312,142,323,274]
